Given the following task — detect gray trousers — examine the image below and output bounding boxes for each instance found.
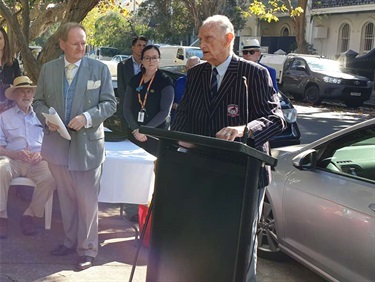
[48,163,102,258]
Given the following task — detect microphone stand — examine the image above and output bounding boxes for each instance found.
[242,76,249,145]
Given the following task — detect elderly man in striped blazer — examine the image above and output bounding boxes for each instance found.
[171,15,286,282]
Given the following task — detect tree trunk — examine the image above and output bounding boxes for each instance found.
[284,0,308,53]
[0,0,100,83]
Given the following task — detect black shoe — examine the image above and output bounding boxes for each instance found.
[76,255,94,270]
[0,218,8,239]
[20,215,36,236]
[50,244,75,256]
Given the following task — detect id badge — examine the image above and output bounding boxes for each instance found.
[138,111,145,123]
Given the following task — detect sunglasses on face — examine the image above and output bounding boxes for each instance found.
[242,50,258,55]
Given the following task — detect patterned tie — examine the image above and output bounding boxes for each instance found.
[66,63,76,85]
[210,67,218,99]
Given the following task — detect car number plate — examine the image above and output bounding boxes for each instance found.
[350,92,361,96]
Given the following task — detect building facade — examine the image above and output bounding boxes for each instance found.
[240,0,375,59]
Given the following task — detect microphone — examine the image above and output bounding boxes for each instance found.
[242,76,249,145]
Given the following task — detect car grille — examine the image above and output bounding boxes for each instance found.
[341,79,368,87]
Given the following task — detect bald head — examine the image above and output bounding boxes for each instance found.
[186,56,201,70]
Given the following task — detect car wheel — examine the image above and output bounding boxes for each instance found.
[292,93,303,101]
[257,197,288,261]
[304,86,322,105]
[345,100,364,108]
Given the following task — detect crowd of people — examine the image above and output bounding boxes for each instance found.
[0,14,284,280]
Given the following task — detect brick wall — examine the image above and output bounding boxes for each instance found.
[312,0,375,9]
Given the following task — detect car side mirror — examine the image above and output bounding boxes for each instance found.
[292,149,317,170]
[177,54,184,60]
[296,66,306,71]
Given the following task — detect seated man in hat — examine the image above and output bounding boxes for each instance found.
[242,38,279,93]
[0,76,55,239]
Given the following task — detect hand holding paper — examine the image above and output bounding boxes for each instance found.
[42,107,71,140]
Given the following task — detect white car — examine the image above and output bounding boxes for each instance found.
[258,118,375,282]
[111,54,129,63]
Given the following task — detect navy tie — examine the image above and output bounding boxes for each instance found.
[211,68,218,99]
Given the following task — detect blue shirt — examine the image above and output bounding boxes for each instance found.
[259,63,279,93]
[0,105,43,152]
[172,75,187,124]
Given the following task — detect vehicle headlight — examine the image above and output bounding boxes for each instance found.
[368,81,374,87]
[282,108,297,123]
[323,76,342,84]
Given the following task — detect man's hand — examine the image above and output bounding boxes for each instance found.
[13,150,32,162]
[13,150,41,164]
[47,120,59,132]
[68,114,87,131]
[216,126,245,141]
[29,152,42,164]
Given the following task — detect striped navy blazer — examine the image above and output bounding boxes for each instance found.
[171,55,286,186]
[172,54,285,147]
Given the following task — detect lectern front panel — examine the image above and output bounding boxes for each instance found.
[147,148,261,282]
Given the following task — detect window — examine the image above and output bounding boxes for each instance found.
[317,126,375,182]
[290,59,305,70]
[281,26,290,36]
[361,22,375,54]
[338,23,350,53]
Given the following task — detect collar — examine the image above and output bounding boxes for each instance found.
[15,104,35,116]
[213,55,233,77]
[132,55,141,65]
[64,57,82,68]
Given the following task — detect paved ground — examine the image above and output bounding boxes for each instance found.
[0,188,326,282]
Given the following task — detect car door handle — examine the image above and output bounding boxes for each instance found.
[369,203,375,212]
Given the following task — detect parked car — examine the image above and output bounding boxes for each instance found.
[257,118,375,282]
[157,46,203,67]
[105,67,301,147]
[111,54,130,63]
[280,54,374,108]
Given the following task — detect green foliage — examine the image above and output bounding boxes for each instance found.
[246,0,303,23]
[94,12,130,51]
[138,0,195,44]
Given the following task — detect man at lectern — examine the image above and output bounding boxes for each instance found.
[171,14,286,282]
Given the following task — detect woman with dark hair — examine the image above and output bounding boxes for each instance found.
[123,45,174,156]
[0,27,21,109]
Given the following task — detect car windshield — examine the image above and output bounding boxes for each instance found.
[304,57,342,72]
[186,48,203,59]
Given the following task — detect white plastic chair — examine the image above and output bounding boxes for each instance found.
[10,177,53,230]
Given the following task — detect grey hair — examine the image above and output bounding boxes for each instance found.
[202,15,235,51]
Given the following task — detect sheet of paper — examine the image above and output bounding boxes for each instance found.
[42,107,71,140]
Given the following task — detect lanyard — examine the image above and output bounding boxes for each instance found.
[137,73,156,110]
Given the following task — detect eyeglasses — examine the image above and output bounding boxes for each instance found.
[143,56,160,62]
[242,50,258,55]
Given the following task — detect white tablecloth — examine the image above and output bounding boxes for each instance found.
[99,140,156,204]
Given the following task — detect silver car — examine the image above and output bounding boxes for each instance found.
[258,118,375,282]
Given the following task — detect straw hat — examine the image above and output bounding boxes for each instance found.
[5,76,36,100]
[242,38,261,50]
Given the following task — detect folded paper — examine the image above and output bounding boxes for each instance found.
[42,107,71,140]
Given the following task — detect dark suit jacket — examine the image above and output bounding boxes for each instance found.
[117,56,136,135]
[117,56,135,101]
[171,55,286,186]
